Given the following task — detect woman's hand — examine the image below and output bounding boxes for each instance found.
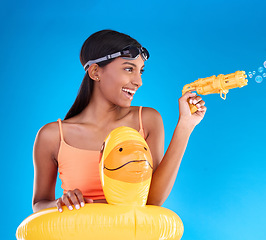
[178,92,207,127]
[56,189,93,212]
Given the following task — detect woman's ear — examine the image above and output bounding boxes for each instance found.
[87,64,100,81]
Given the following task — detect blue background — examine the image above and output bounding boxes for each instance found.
[1,0,266,239]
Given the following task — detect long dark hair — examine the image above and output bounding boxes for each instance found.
[64,30,142,120]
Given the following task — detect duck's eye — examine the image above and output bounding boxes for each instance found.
[119,148,123,152]
[144,147,147,151]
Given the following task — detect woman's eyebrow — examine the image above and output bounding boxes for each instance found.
[122,62,145,69]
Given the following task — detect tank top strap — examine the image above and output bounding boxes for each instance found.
[57,119,64,142]
[138,106,145,138]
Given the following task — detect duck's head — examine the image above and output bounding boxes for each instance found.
[99,126,153,206]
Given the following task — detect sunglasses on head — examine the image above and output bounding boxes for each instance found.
[83,45,150,70]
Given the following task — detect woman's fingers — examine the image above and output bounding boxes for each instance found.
[179,92,207,126]
[62,192,74,210]
[56,198,63,212]
[195,100,205,109]
[197,105,207,112]
[67,190,80,209]
[188,95,202,105]
[56,189,91,212]
[73,189,86,207]
[188,95,206,112]
[181,92,196,102]
[84,197,94,203]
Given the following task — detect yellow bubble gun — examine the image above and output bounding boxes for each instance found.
[182,70,248,113]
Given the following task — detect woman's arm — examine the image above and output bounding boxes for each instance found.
[32,123,93,213]
[32,123,60,212]
[145,92,206,206]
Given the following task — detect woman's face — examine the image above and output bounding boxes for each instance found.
[97,56,145,107]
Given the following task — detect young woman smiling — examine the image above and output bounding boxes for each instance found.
[32,30,206,213]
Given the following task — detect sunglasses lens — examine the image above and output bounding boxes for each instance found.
[127,46,140,58]
[141,47,149,61]
[121,46,149,61]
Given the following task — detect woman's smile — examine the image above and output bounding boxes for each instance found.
[121,87,136,100]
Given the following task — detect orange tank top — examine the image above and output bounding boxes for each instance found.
[57,107,145,200]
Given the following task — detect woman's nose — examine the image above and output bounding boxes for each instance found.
[132,73,142,87]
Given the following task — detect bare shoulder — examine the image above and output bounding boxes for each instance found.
[142,107,163,124]
[36,121,60,142]
[141,107,164,135]
[34,121,61,161]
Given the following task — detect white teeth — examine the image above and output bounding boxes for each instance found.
[122,88,136,95]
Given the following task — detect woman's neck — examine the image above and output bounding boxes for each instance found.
[75,96,130,126]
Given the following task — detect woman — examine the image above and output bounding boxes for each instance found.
[32,29,206,213]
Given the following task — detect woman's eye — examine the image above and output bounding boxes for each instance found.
[125,67,133,72]
[124,67,145,75]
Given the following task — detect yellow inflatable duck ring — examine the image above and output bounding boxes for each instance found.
[16,126,184,240]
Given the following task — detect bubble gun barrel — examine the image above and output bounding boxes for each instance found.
[182,70,248,114]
